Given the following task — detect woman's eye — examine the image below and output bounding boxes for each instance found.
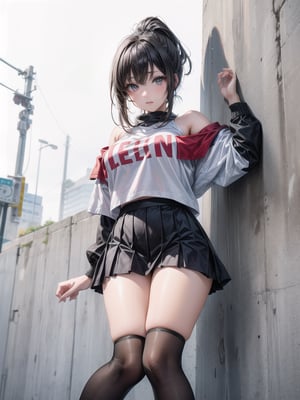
[153,76,165,85]
[127,83,138,92]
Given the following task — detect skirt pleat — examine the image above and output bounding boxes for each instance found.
[90,198,231,294]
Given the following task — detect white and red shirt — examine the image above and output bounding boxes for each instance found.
[88,118,250,219]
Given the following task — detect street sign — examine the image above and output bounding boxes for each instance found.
[0,177,14,203]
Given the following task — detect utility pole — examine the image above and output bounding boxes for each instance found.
[10,66,35,223]
[59,134,70,221]
[0,61,35,251]
[0,201,9,252]
[13,66,35,177]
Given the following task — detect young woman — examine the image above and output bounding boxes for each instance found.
[56,16,262,400]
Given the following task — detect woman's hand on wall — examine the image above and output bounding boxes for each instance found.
[56,275,92,302]
[217,68,241,105]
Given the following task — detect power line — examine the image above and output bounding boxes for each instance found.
[35,80,70,139]
[32,80,71,221]
[0,81,16,93]
[0,57,25,75]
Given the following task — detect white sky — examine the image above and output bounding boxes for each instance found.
[0,0,203,223]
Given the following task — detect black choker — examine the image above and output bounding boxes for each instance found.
[137,111,176,126]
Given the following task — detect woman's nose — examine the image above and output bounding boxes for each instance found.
[141,88,148,97]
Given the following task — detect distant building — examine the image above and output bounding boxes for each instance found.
[62,169,94,219]
[18,184,43,232]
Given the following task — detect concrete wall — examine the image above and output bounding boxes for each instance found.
[197,1,300,399]
[1,1,300,399]
[0,211,196,399]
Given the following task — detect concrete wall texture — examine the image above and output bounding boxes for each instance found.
[0,0,299,399]
[197,0,300,399]
[0,211,196,399]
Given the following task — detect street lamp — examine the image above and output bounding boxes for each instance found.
[31,139,58,225]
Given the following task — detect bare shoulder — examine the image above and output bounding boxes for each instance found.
[109,126,125,144]
[175,110,212,135]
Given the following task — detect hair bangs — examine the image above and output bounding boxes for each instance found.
[126,40,166,85]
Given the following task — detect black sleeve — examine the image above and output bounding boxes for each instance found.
[85,215,115,278]
[229,102,262,171]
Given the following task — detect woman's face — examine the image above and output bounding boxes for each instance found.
[125,66,168,113]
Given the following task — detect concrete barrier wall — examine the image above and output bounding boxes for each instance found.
[1,2,299,399]
[0,211,196,399]
[196,1,300,399]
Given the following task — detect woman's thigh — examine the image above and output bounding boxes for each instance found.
[146,267,212,340]
[103,272,152,341]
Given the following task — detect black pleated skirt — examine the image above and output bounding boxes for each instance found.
[90,198,231,294]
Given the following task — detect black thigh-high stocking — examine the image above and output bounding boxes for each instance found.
[143,327,195,400]
[80,334,145,400]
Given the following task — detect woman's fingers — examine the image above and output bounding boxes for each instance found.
[56,275,92,302]
[56,280,75,302]
[218,69,235,84]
